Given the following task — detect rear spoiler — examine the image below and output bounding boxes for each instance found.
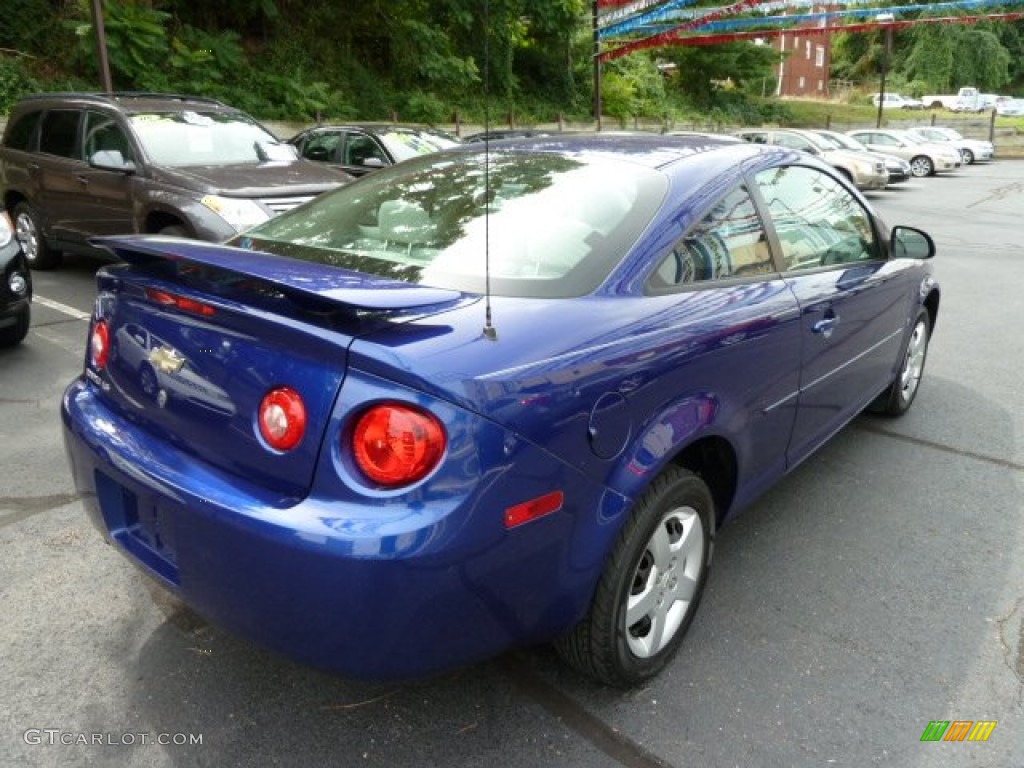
[92,235,465,311]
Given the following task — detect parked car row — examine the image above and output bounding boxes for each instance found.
[0,88,988,359]
[736,126,968,182]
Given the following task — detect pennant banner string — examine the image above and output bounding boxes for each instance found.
[600,10,1024,59]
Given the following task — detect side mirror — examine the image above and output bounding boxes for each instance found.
[361,157,386,169]
[891,225,935,260]
[90,150,136,174]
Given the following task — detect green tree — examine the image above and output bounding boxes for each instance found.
[951,27,1011,90]
[904,24,956,92]
[661,41,778,107]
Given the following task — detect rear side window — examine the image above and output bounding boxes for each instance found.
[3,110,41,151]
[651,185,774,289]
[39,110,81,158]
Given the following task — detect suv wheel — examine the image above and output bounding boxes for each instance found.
[13,203,61,270]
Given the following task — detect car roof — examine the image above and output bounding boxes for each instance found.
[299,123,444,133]
[11,91,239,115]
[443,132,763,170]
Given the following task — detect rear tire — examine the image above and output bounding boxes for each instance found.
[13,202,61,270]
[555,467,713,687]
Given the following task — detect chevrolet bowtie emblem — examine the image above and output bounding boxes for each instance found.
[148,345,185,375]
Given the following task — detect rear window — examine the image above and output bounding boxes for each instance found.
[234,151,667,298]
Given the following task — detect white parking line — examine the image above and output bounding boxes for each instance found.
[33,295,92,321]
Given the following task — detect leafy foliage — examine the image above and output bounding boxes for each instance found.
[0,56,40,115]
[5,2,1023,125]
[68,0,171,88]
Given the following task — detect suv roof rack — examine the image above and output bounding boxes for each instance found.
[16,92,229,108]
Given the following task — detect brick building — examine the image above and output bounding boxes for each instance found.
[774,15,832,98]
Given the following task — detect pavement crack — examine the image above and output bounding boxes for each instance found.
[994,597,1024,706]
[855,422,1024,473]
[0,492,84,528]
[499,654,676,768]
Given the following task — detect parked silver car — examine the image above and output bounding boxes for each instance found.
[735,129,889,190]
[812,130,913,184]
[846,129,961,177]
[904,126,993,165]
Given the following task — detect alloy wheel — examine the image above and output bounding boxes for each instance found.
[625,506,705,659]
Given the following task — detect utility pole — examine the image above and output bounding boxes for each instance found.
[593,0,602,131]
[875,20,893,129]
[90,0,113,94]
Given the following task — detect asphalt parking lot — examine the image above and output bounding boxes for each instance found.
[1,160,1022,768]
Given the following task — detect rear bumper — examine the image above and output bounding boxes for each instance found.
[61,377,624,679]
[855,171,889,191]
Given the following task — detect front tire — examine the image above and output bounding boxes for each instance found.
[870,309,931,417]
[909,156,934,177]
[13,202,61,270]
[0,305,30,347]
[961,149,975,165]
[555,467,713,686]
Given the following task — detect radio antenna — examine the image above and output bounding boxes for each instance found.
[481,0,497,341]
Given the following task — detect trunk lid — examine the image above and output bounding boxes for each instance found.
[87,236,464,499]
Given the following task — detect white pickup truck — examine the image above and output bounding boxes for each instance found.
[922,86,989,112]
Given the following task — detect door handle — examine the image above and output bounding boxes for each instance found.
[75,175,89,186]
[812,315,839,338]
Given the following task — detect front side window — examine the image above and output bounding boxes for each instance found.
[755,165,878,272]
[344,133,388,166]
[83,111,134,162]
[39,110,81,158]
[299,131,341,163]
[651,185,774,289]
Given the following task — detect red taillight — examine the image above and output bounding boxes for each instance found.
[352,404,446,487]
[258,387,307,451]
[146,288,216,317]
[90,321,110,369]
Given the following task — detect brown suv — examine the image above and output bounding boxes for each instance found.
[0,92,350,269]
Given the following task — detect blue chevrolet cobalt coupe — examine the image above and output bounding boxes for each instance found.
[62,134,938,686]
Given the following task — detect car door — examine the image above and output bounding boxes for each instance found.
[33,108,86,247]
[646,182,803,502]
[752,164,913,468]
[66,110,138,239]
